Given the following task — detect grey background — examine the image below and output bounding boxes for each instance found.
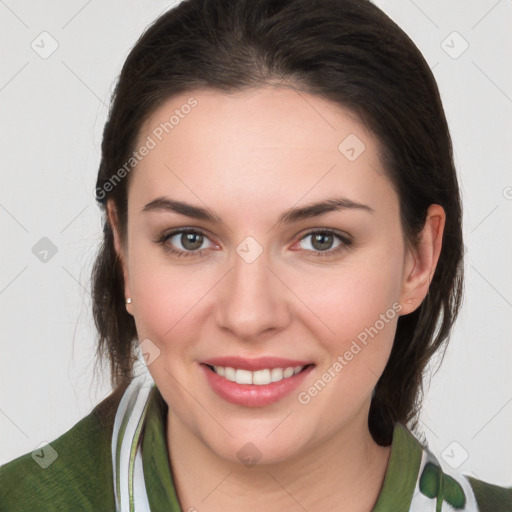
[1,0,511,485]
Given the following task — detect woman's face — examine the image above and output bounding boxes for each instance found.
[112,86,428,464]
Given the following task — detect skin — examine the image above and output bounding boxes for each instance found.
[108,85,445,511]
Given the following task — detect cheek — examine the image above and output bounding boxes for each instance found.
[130,262,211,342]
[291,251,403,341]
[293,266,401,414]
[126,235,226,361]
[289,249,403,401]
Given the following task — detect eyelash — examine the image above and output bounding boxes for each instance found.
[154,228,353,259]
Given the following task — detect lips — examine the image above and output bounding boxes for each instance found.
[200,356,315,407]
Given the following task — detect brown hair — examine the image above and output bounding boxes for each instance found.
[92,0,463,445]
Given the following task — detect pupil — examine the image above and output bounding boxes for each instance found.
[182,232,203,250]
[312,233,333,251]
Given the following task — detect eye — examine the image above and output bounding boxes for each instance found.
[155,228,352,259]
[295,229,352,257]
[155,229,216,257]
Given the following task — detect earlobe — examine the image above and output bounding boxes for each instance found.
[106,200,133,315]
[399,204,445,315]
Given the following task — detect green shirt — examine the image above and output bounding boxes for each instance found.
[1,381,511,511]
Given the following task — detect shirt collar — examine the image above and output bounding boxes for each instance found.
[372,422,423,511]
[142,386,182,511]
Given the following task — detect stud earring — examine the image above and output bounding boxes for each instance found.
[125,298,132,304]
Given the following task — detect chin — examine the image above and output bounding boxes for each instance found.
[213,436,305,468]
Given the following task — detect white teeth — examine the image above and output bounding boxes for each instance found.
[253,369,271,385]
[283,367,294,379]
[211,365,305,385]
[270,368,283,382]
[224,367,236,381]
[235,369,253,385]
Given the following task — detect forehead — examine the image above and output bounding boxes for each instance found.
[129,86,396,217]
[138,86,372,154]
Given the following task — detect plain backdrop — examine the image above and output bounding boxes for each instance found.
[1,0,511,486]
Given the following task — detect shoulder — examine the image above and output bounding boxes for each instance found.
[467,475,512,512]
[415,443,512,511]
[0,384,128,512]
[394,424,512,511]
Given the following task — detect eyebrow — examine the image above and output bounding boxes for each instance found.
[142,196,374,224]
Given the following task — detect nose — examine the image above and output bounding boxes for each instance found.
[215,246,291,341]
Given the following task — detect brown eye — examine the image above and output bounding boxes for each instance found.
[179,232,204,251]
[310,232,335,251]
[299,231,342,252]
[156,229,215,257]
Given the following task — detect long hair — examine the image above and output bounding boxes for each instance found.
[92,0,464,445]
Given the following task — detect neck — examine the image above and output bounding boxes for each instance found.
[166,407,391,512]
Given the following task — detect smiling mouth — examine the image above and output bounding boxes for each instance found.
[203,364,314,385]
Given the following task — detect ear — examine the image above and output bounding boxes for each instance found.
[106,200,133,315]
[399,204,446,315]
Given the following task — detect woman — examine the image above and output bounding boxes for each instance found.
[1,0,510,510]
